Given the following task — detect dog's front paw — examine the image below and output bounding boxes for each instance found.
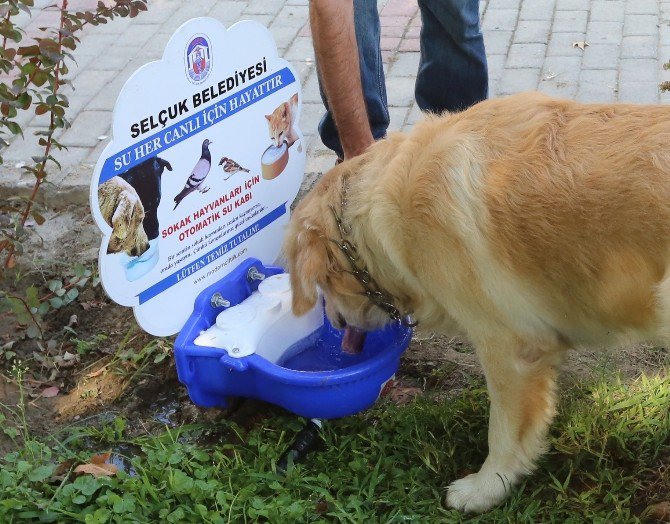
[446,471,511,513]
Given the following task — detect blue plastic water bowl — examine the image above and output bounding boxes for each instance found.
[174,257,413,419]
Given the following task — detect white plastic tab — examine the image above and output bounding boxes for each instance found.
[257,273,291,296]
[194,273,324,363]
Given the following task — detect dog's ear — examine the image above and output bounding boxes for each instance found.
[131,199,145,227]
[111,192,132,240]
[156,157,173,172]
[289,227,329,316]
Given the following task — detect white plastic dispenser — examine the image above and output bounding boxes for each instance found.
[193,273,324,364]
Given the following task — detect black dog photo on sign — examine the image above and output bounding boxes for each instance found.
[119,156,173,240]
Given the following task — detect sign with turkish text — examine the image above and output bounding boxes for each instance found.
[90,18,305,335]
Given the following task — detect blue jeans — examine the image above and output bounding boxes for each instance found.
[317,0,488,159]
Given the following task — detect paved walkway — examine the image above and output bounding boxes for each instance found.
[2,0,669,202]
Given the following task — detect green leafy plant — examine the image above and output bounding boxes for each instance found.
[1,262,98,339]
[0,0,147,338]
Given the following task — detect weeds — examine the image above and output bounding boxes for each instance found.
[1,370,669,522]
[0,0,147,339]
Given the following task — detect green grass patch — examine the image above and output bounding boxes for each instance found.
[1,371,669,523]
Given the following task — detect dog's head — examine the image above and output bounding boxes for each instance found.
[283,159,396,331]
[99,177,150,257]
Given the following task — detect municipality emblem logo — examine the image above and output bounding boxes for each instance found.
[186,35,212,84]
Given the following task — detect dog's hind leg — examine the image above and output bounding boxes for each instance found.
[446,335,563,513]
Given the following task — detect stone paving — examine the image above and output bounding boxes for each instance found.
[1,0,669,202]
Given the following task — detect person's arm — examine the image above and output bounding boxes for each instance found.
[309,1,374,160]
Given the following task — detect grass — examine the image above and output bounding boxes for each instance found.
[1,370,669,523]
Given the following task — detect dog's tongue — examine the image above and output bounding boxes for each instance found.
[342,326,367,354]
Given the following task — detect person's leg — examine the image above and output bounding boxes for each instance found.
[416,0,488,113]
[316,1,389,159]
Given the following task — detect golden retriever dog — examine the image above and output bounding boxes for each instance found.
[98,176,150,257]
[283,92,670,513]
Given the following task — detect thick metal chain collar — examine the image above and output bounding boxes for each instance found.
[328,177,417,328]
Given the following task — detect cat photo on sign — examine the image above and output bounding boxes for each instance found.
[261,93,299,180]
[265,93,299,148]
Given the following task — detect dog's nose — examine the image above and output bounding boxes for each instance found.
[130,247,137,256]
[336,313,347,329]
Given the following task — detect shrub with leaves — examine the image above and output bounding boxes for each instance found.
[0,0,147,338]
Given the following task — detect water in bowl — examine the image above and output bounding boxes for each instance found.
[278,326,373,372]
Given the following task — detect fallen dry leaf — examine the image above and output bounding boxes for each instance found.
[53,351,80,368]
[74,453,117,478]
[85,367,107,379]
[646,501,670,522]
[387,386,422,405]
[81,300,105,311]
[90,453,110,465]
[572,40,589,50]
[41,386,60,398]
[379,379,396,398]
[74,463,118,478]
[50,459,74,482]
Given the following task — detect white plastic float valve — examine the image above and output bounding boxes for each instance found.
[194,273,324,364]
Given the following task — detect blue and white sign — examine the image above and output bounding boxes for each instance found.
[90,18,305,336]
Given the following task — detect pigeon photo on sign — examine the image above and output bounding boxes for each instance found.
[173,138,213,209]
[89,18,306,336]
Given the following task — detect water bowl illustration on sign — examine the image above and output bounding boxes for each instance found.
[260,141,289,180]
[174,257,413,419]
